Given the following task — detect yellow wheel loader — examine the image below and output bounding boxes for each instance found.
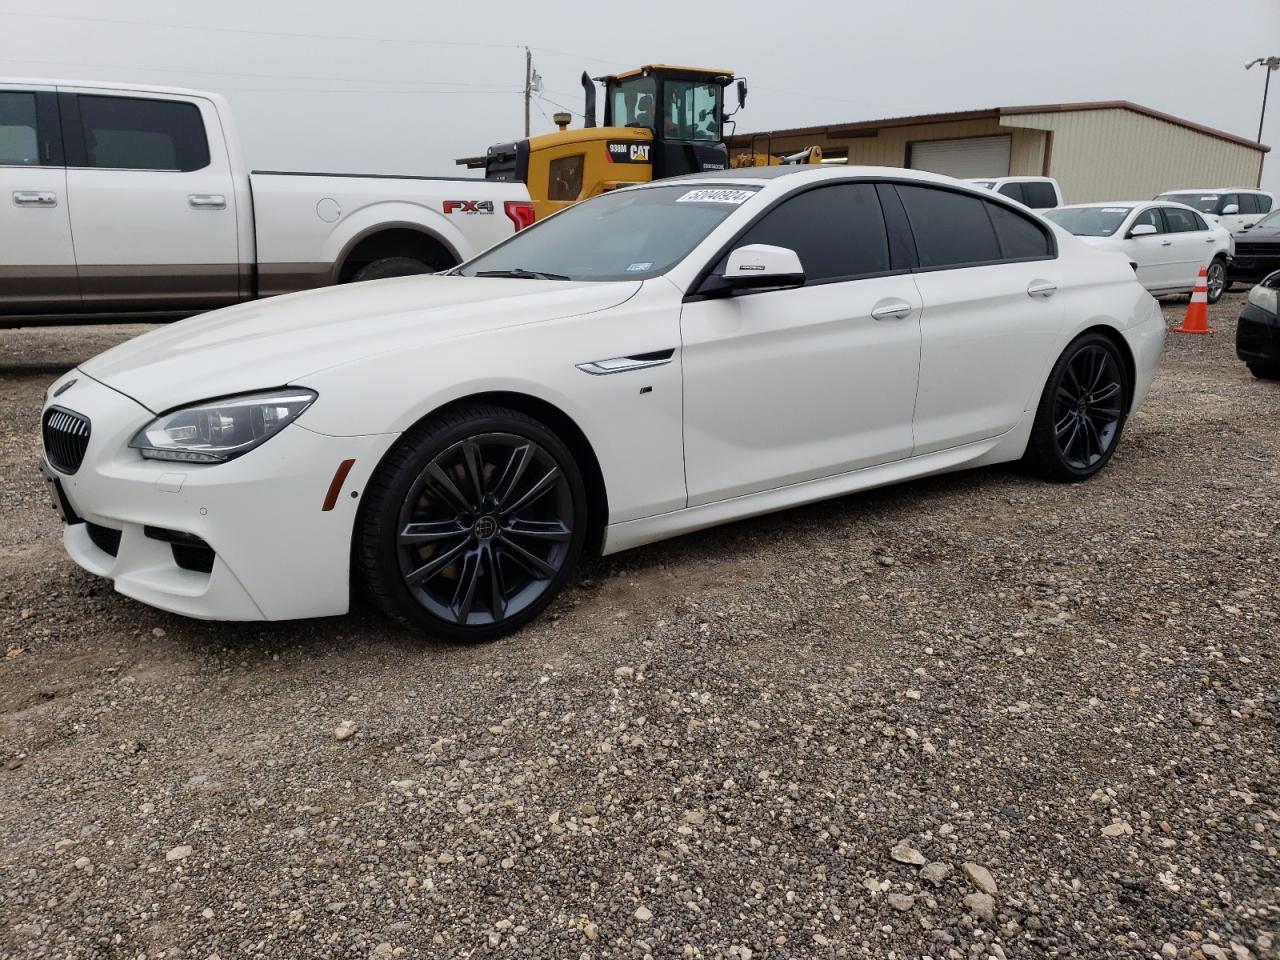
[459,65,819,221]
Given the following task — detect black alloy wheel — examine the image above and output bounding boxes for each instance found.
[358,406,587,640]
[1025,333,1129,481]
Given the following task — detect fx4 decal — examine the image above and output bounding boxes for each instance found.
[606,141,652,164]
[443,200,496,214]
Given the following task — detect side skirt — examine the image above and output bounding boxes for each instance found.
[601,421,1034,556]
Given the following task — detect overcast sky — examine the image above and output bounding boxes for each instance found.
[2,0,1278,194]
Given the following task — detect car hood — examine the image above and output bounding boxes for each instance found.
[81,275,641,411]
[1236,227,1280,243]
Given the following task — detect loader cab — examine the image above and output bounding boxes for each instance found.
[601,65,734,179]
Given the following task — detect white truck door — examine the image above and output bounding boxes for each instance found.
[60,90,240,313]
[0,87,79,315]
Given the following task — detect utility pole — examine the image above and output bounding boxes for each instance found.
[1246,56,1280,143]
[522,47,532,138]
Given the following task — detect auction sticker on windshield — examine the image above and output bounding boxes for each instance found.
[676,189,756,204]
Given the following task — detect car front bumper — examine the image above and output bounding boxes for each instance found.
[1236,301,1280,369]
[1228,251,1280,284]
[40,372,397,621]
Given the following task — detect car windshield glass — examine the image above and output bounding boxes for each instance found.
[1160,193,1219,214]
[458,184,759,281]
[1044,206,1132,237]
[1253,209,1280,229]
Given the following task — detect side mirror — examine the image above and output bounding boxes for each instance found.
[721,244,805,290]
[1241,222,1254,230]
[1221,203,1240,215]
[736,79,748,111]
[1128,223,1158,238]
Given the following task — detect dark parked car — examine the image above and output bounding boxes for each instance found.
[1229,209,1280,287]
[1237,270,1280,380]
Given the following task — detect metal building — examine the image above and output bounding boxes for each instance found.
[726,101,1269,203]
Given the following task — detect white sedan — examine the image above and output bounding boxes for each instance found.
[40,167,1164,640]
[1044,201,1233,303]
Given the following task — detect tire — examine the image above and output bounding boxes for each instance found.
[1024,332,1130,482]
[352,256,435,283]
[1248,363,1280,381]
[1206,257,1228,304]
[356,404,588,641]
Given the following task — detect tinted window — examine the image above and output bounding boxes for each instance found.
[1218,193,1240,215]
[1020,181,1059,208]
[1163,206,1201,233]
[1159,193,1219,214]
[896,185,1000,268]
[986,202,1052,258]
[76,95,209,171]
[1238,194,1260,215]
[0,91,39,166]
[1258,195,1274,213]
[1131,207,1166,233]
[723,183,890,281]
[997,182,1025,204]
[1191,211,1209,230]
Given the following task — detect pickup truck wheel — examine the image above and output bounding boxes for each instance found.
[352,256,434,283]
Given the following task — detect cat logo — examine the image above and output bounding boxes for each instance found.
[605,141,652,164]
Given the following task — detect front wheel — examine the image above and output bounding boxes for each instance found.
[356,405,588,641]
[1248,363,1280,381]
[1206,257,1227,304]
[1024,333,1130,482]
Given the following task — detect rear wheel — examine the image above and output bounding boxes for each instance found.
[1248,363,1280,381]
[1206,257,1227,304]
[1024,333,1129,482]
[352,256,435,283]
[357,405,587,641]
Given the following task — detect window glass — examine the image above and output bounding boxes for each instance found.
[896,185,1001,268]
[1020,181,1059,208]
[1163,206,1201,233]
[1131,207,1165,233]
[719,183,890,282]
[610,77,657,131]
[997,182,1025,204]
[460,183,759,282]
[77,95,210,171]
[987,202,1052,258]
[1238,194,1260,215]
[1218,193,1240,214]
[1191,211,1209,230]
[1044,206,1132,237]
[1159,193,1220,214]
[1258,194,1274,213]
[0,91,39,166]
[661,80,721,141]
[547,154,584,202]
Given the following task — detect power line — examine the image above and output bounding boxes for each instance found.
[0,9,522,51]
[0,56,520,89]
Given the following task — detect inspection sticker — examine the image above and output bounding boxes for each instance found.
[675,189,755,204]
[626,261,654,272]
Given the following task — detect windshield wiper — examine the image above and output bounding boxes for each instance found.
[474,268,570,281]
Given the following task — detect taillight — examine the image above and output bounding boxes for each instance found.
[505,201,535,232]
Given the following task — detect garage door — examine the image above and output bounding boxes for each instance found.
[908,136,1011,178]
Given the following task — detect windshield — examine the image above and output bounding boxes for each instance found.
[458,183,760,281]
[1159,193,1220,214]
[663,80,722,141]
[1044,206,1132,237]
[1253,209,1280,230]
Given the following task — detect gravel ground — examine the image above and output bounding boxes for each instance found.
[0,294,1276,960]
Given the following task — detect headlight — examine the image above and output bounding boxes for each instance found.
[1247,283,1279,315]
[130,388,316,463]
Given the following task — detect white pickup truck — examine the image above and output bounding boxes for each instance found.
[0,78,533,326]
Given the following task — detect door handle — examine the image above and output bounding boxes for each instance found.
[576,349,674,375]
[1160,240,1172,247]
[188,194,226,210]
[13,191,57,207]
[1026,281,1058,299]
[1205,238,1215,243]
[870,301,913,321]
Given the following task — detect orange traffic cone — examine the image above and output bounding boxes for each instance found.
[1171,267,1214,335]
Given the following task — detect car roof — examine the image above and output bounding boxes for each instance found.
[1158,187,1267,194]
[0,76,219,99]
[1054,200,1206,214]
[653,165,1008,190]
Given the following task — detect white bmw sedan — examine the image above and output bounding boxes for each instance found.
[40,167,1164,640]
[1044,201,1233,303]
